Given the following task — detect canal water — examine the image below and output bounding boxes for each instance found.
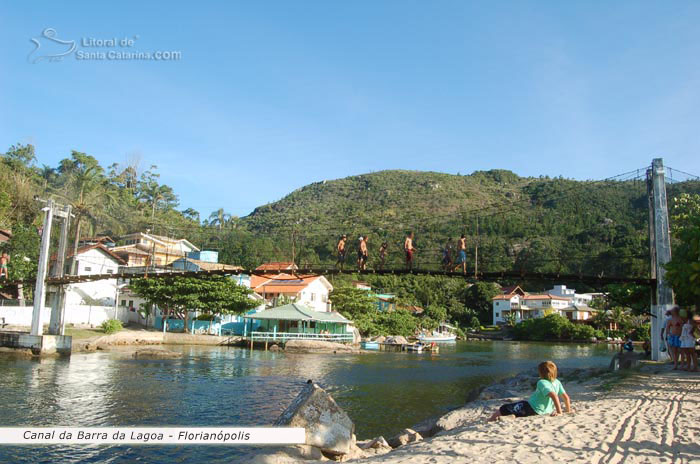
[0,341,616,463]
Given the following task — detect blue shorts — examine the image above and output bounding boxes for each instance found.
[668,335,681,348]
[457,250,467,263]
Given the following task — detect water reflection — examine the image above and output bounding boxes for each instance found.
[0,341,615,463]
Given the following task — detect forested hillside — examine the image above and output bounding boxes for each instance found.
[2,143,699,284]
[241,169,699,278]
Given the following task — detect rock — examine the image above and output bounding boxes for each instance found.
[357,436,390,450]
[246,445,327,463]
[435,404,490,432]
[384,336,408,345]
[284,340,359,353]
[274,382,355,456]
[410,416,442,438]
[387,428,422,448]
[352,327,361,344]
[132,348,182,359]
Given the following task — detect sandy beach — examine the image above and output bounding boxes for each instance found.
[353,366,700,464]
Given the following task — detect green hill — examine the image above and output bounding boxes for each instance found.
[237,169,699,277]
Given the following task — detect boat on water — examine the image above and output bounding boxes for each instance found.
[361,341,380,350]
[418,323,458,342]
[405,343,424,352]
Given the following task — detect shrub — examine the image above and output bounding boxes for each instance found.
[512,314,600,341]
[470,316,481,331]
[101,319,123,334]
[568,324,596,340]
[631,323,651,342]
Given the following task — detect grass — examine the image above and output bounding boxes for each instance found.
[64,327,105,340]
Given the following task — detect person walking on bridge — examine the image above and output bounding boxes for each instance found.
[357,235,369,271]
[335,235,347,270]
[404,232,416,270]
[455,234,467,274]
[378,242,388,270]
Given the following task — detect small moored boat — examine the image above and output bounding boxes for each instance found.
[361,341,380,350]
[418,323,458,342]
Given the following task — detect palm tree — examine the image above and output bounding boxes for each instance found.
[208,208,231,230]
[57,152,117,273]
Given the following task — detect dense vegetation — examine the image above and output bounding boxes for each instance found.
[1,143,699,326]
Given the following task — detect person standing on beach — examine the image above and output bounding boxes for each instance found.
[679,310,698,372]
[455,234,467,274]
[404,232,416,270]
[335,235,347,270]
[488,361,573,421]
[666,307,684,370]
[378,242,388,270]
[660,310,672,353]
[0,252,9,280]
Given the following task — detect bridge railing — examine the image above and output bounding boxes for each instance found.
[249,331,355,343]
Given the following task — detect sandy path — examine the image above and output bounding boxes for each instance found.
[356,368,700,464]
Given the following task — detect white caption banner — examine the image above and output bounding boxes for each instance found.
[0,427,305,445]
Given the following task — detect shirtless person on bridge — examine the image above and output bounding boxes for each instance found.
[455,234,467,274]
[335,235,347,270]
[404,232,416,270]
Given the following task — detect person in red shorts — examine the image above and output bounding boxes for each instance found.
[404,231,416,270]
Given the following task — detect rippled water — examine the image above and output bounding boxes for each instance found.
[0,341,616,463]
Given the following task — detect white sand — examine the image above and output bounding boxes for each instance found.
[355,366,700,464]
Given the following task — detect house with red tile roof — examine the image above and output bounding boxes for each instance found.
[252,272,332,312]
[492,285,598,326]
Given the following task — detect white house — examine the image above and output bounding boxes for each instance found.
[492,285,598,325]
[251,272,333,312]
[547,285,595,306]
[58,244,126,307]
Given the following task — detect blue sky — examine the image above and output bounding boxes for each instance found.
[1,1,699,218]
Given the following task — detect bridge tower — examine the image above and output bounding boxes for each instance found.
[647,158,674,361]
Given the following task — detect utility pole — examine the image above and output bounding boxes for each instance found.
[31,199,54,336]
[49,205,72,335]
[647,158,674,362]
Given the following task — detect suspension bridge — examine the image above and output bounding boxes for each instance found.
[1,158,698,359]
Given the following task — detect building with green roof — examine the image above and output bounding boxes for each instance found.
[242,303,355,343]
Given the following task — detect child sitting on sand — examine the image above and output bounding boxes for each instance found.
[488,361,573,421]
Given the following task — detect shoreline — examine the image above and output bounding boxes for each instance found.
[251,363,699,463]
[352,363,699,463]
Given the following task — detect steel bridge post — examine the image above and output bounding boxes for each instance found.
[648,158,674,362]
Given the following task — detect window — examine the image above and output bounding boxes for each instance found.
[310,293,316,301]
[128,300,134,307]
[106,269,114,274]
[84,266,92,272]
[120,300,127,306]
[496,312,500,318]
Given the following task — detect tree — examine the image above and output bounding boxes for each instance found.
[461,281,501,324]
[208,208,231,230]
[182,208,201,223]
[425,304,447,324]
[138,166,179,220]
[57,151,117,267]
[1,144,36,172]
[129,275,256,333]
[329,287,376,319]
[666,193,700,308]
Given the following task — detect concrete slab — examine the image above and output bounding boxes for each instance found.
[0,331,72,355]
